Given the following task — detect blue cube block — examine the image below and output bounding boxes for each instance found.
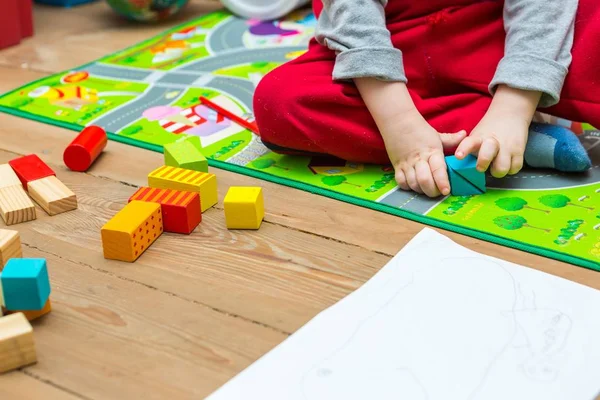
[446,155,486,196]
[1,258,51,311]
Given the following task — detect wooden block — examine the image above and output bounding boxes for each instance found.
[446,155,486,196]
[0,164,22,189]
[8,154,55,190]
[1,258,51,311]
[164,136,208,173]
[224,187,265,230]
[101,201,163,262]
[0,313,37,373]
[129,187,201,234]
[0,185,36,226]
[0,229,22,269]
[7,299,52,321]
[148,166,217,212]
[28,176,77,216]
[63,125,107,172]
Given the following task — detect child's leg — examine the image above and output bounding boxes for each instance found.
[254,39,493,164]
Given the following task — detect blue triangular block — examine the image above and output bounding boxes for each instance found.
[446,155,486,196]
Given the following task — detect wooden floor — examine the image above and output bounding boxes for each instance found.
[0,2,599,399]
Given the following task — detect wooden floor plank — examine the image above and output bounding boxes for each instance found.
[12,241,286,399]
[0,372,83,400]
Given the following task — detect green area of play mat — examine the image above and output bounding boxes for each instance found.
[1,9,599,270]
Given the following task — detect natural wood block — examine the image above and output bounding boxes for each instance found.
[28,176,77,216]
[7,299,52,321]
[129,187,201,234]
[163,136,208,172]
[148,166,217,212]
[0,312,37,373]
[101,201,163,262]
[0,229,22,269]
[224,187,265,230]
[0,185,36,225]
[0,164,21,189]
[8,154,55,190]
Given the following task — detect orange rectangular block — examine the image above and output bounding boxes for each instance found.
[129,187,201,234]
[101,201,163,262]
[7,299,51,321]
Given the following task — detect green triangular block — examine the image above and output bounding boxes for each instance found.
[164,136,208,172]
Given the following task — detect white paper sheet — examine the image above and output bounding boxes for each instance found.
[207,228,600,400]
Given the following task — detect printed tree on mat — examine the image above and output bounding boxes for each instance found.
[252,159,289,171]
[538,194,595,211]
[495,197,550,214]
[493,215,551,233]
[322,176,362,188]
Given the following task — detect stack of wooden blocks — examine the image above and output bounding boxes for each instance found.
[0,154,78,225]
[0,229,53,373]
[101,136,266,263]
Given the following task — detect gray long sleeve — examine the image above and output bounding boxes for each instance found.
[315,0,578,107]
[314,0,406,82]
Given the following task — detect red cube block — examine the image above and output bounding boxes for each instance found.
[9,155,56,190]
[129,187,201,234]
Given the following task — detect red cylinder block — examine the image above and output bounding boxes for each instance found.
[63,126,107,172]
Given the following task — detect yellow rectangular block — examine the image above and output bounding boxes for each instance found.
[0,164,21,189]
[148,165,217,212]
[0,185,36,226]
[0,229,22,269]
[101,201,163,262]
[28,176,77,216]
[0,312,37,373]
[224,187,264,230]
[7,299,52,321]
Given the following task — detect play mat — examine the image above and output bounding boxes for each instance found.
[1,9,599,270]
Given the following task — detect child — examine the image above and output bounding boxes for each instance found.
[254,0,599,198]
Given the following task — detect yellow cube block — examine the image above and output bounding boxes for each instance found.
[101,201,163,262]
[148,165,217,212]
[224,187,264,230]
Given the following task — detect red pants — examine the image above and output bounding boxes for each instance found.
[254,0,600,164]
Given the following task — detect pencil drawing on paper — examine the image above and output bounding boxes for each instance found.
[299,249,573,400]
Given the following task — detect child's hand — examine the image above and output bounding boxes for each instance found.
[454,108,528,177]
[454,85,542,178]
[381,108,466,197]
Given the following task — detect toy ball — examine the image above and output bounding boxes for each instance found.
[105,0,190,22]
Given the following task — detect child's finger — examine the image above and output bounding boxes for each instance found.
[429,152,451,196]
[415,160,440,198]
[476,138,499,172]
[455,136,482,159]
[439,130,467,152]
[509,155,524,175]
[395,169,410,191]
[403,167,423,194]
[490,150,512,178]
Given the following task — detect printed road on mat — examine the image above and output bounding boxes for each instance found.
[0,9,599,268]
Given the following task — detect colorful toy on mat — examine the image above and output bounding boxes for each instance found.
[0,313,37,373]
[0,164,36,225]
[34,0,97,6]
[446,155,486,196]
[64,125,107,172]
[0,258,51,311]
[148,166,217,212]
[101,201,164,262]
[224,187,265,230]
[199,97,259,135]
[0,229,22,269]
[105,0,190,22]
[129,187,201,234]
[164,136,208,173]
[9,154,78,216]
[0,0,33,50]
